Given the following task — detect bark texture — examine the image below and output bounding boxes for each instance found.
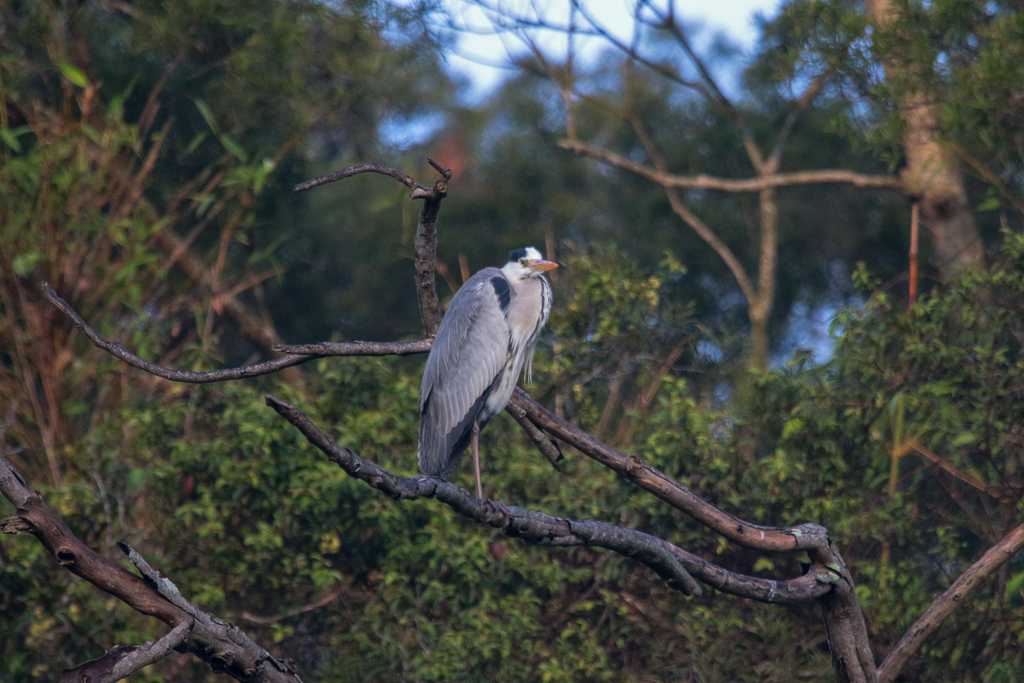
[868,0,985,278]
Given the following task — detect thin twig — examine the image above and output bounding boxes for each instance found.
[240,584,348,626]
[293,163,426,194]
[42,283,432,383]
[910,440,997,498]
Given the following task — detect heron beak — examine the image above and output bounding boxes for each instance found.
[529,259,560,272]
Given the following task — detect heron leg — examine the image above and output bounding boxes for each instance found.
[471,421,483,499]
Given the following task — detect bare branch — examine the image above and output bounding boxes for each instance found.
[910,440,998,498]
[266,394,844,604]
[42,283,432,383]
[293,163,427,194]
[769,69,834,165]
[272,340,432,356]
[412,167,448,338]
[559,138,904,192]
[105,620,193,682]
[509,389,829,553]
[47,288,837,561]
[567,0,711,98]
[292,157,451,336]
[878,523,1024,683]
[505,401,565,470]
[459,0,599,36]
[638,0,734,112]
[240,584,347,626]
[61,646,139,683]
[629,117,757,306]
[120,543,205,619]
[43,283,314,382]
[0,456,301,682]
[636,0,764,165]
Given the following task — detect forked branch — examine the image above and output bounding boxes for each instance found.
[266,394,846,604]
[0,456,301,683]
[559,138,904,193]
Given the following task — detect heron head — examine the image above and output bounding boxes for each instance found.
[502,246,559,281]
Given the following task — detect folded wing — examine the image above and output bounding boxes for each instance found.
[418,267,511,477]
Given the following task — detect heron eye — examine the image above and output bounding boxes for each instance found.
[520,258,528,266]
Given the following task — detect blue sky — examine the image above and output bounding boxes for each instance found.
[444,0,782,99]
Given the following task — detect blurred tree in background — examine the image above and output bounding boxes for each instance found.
[2,0,1023,681]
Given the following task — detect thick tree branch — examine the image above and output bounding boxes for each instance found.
[0,456,301,682]
[110,620,193,682]
[43,282,314,381]
[559,138,903,192]
[877,523,1024,683]
[273,340,433,356]
[265,394,849,604]
[510,390,829,553]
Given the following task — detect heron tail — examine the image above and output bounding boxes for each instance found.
[416,439,449,478]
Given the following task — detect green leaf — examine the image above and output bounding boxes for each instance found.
[193,98,220,135]
[1,128,21,152]
[976,195,1001,212]
[12,251,43,276]
[782,417,804,439]
[58,62,89,87]
[952,432,977,447]
[219,134,248,162]
[1006,571,1024,600]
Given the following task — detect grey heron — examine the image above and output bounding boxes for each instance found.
[418,246,558,497]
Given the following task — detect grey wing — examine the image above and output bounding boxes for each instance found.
[418,267,510,477]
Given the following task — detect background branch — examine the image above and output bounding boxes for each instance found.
[560,138,904,192]
[877,523,1024,683]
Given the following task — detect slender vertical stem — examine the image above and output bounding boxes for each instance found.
[909,202,920,307]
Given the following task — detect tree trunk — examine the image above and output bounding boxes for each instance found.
[749,184,778,371]
[868,0,985,279]
[749,304,770,372]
